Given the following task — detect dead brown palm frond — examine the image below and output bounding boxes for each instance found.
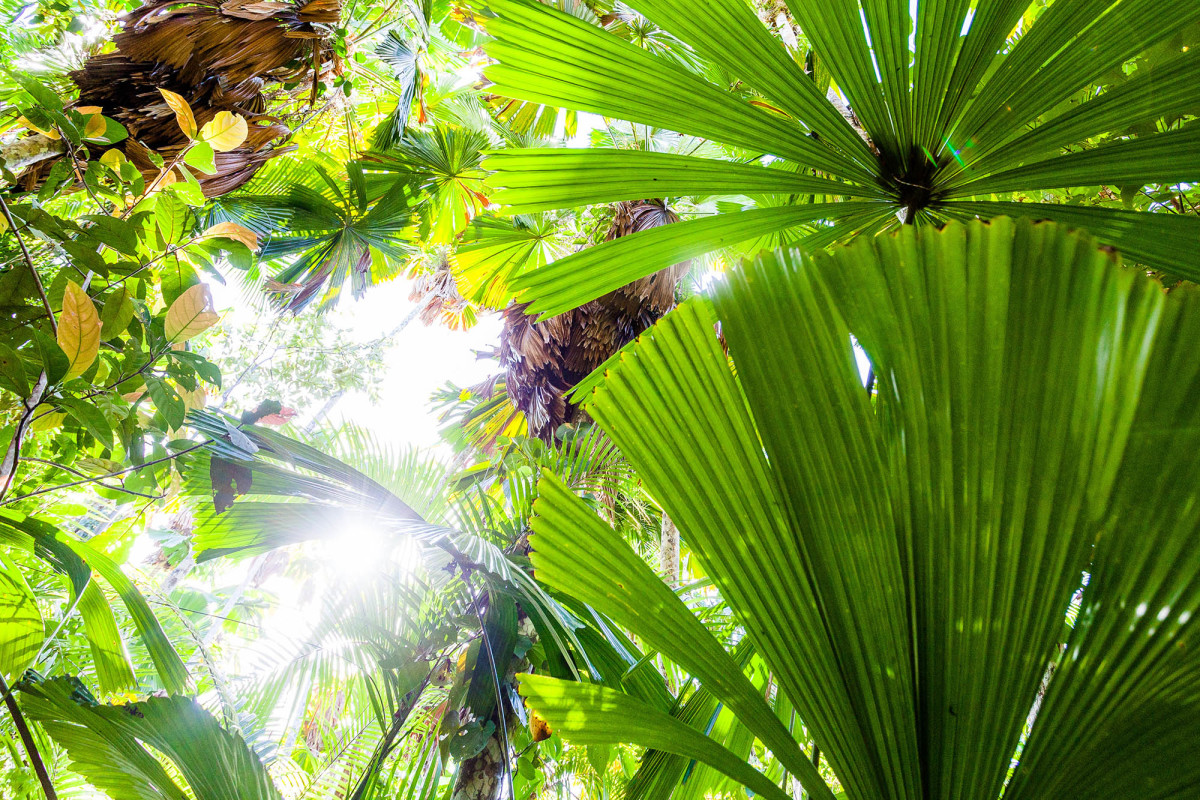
[21,0,342,197]
[499,199,685,441]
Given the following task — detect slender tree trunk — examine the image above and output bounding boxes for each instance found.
[452,728,510,800]
[0,673,58,800]
[659,513,679,587]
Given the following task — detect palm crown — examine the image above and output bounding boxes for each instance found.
[479,0,1200,317]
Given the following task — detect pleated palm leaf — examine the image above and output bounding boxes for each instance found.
[519,218,1200,800]
[479,0,1200,317]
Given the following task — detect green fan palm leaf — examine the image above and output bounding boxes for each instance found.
[479,0,1200,315]
[519,219,1200,800]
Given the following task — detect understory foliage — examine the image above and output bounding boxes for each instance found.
[0,0,1196,799]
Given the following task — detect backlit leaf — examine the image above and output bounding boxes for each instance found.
[57,280,101,380]
[203,222,258,251]
[164,283,219,343]
[199,111,248,152]
[158,88,197,139]
[0,556,43,683]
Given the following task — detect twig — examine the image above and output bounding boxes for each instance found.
[54,124,107,215]
[0,672,58,800]
[0,194,56,334]
[0,371,49,502]
[22,457,165,500]
[0,438,211,506]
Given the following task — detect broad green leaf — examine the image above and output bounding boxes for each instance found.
[484,149,881,213]
[155,191,190,245]
[184,141,217,176]
[530,473,835,800]
[511,202,885,318]
[21,675,281,800]
[0,342,30,396]
[99,285,136,340]
[0,555,43,683]
[518,675,793,800]
[57,280,101,380]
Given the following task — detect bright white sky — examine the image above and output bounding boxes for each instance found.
[210,276,502,451]
[319,278,502,449]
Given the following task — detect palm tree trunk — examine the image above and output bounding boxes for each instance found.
[659,513,679,587]
[0,133,65,182]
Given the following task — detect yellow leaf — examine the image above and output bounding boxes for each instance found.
[198,111,247,152]
[99,149,125,169]
[29,411,66,432]
[180,385,207,411]
[203,221,258,251]
[15,116,60,140]
[164,284,220,343]
[84,113,107,139]
[75,106,103,115]
[158,88,197,139]
[58,281,101,380]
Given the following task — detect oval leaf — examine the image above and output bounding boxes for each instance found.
[164,283,219,343]
[84,113,107,139]
[99,148,125,169]
[0,559,43,683]
[58,280,101,380]
[158,88,197,139]
[199,111,247,152]
[203,222,258,251]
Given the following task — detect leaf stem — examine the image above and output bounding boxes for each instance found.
[0,438,210,506]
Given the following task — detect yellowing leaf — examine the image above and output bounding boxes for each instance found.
[99,149,125,169]
[164,283,219,343]
[84,113,107,139]
[158,88,197,139]
[57,281,101,380]
[15,116,60,139]
[198,111,247,152]
[75,106,103,115]
[203,221,258,251]
[180,385,207,411]
[29,411,65,432]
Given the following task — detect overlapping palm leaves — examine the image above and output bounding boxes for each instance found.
[480,0,1200,317]
[169,412,677,798]
[0,510,188,695]
[519,218,1200,800]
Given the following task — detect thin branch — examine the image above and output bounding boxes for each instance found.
[0,194,56,334]
[22,457,165,500]
[0,371,49,502]
[0,672,59,800]
[0,438,210,505]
